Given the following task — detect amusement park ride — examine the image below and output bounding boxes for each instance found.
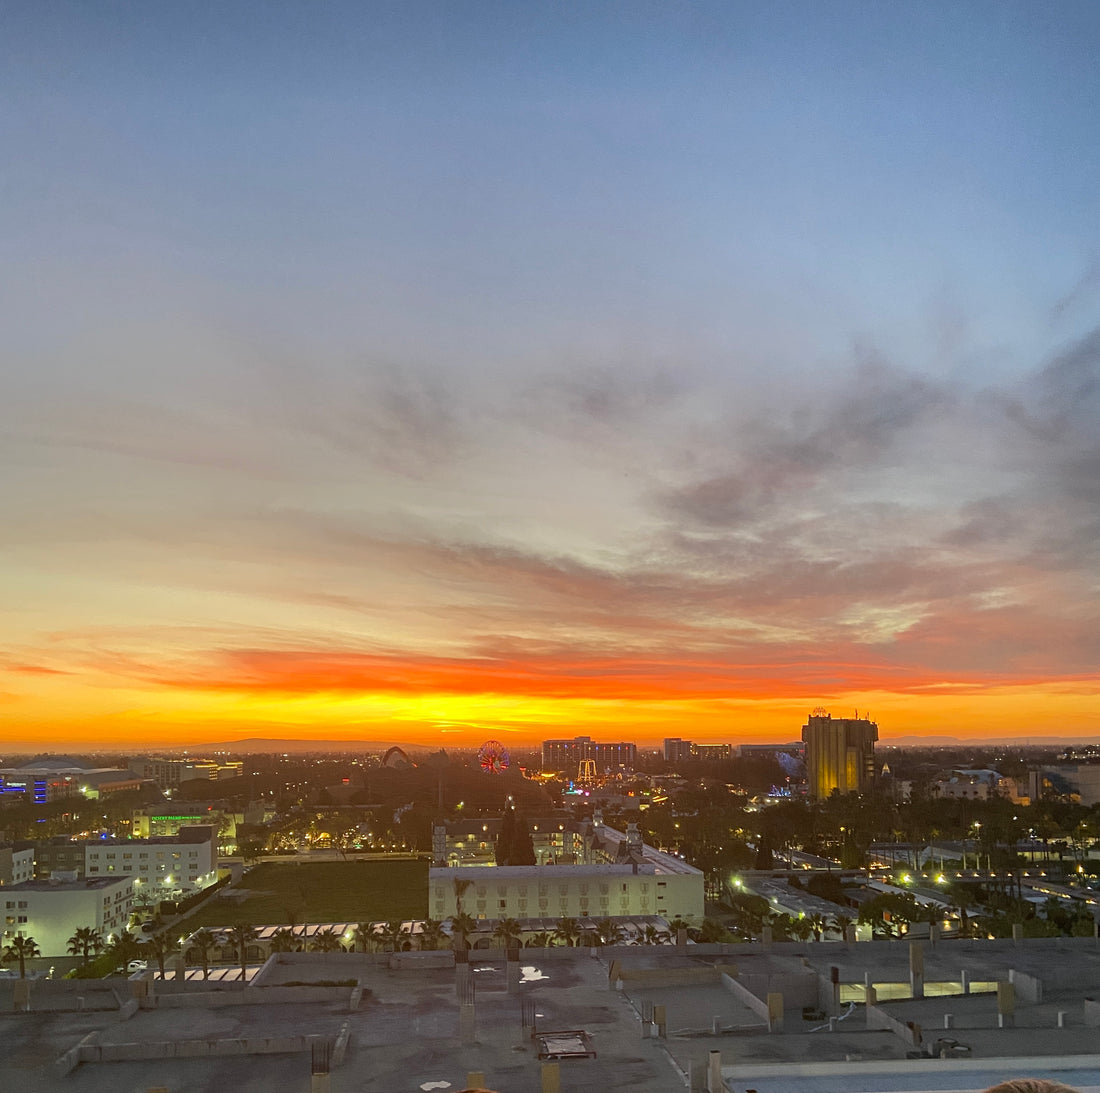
[477,739,510,774]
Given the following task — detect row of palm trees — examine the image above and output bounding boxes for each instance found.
[4,912,704,984]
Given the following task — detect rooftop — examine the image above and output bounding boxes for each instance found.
[6,876,132,892]
[7,936,1100,1092]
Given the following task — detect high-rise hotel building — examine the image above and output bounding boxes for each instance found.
[801,711,878,798]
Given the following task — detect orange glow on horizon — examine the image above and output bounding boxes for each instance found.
[3,644,1098,750]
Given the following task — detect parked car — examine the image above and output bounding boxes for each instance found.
[127,959,148,972]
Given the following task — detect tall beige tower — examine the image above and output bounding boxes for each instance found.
[802,709,878,798]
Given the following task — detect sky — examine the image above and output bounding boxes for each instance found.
[2,1,1099,750]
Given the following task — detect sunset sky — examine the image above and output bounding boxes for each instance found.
[2,2,1099,750]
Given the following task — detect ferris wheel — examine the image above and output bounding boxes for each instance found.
[477,739,510,774]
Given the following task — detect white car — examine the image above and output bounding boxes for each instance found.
[127,959,148,972]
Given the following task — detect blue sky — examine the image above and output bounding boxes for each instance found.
[1,2,1099,746]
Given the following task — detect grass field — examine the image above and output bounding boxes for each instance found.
[177,859,429,931]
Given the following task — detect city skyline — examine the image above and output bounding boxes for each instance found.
[2,3,1099,750]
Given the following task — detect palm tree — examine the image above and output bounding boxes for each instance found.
[527,931,554,948]
[697,918,735,943]
[769,913,794,941]
[143,932,180,978]
[492,917,523,949]
[107,930,143,975]
[352,921,375,953]
[2,935,41,978]
[309,928,343,952]
[807,913,827,942]
[948,886,977,938]
[790,917,814,943]
[830,913,854,941]
[269,928,300,953]
[641,923,668,946]
[229,923,258,982]
[553,916,581,947]
[418,918,446,951]
[66,926,104,966]
[668,917,690,942]
[380,919,408,953]
[187,928,217,979]
[450,912,477,951]
[594,918,625,946]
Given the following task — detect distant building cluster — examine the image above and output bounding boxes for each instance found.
[0,754,242,809]
[133,756,243,791]
[0,757,141,805]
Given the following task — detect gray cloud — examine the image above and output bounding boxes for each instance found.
[659,359,954,528]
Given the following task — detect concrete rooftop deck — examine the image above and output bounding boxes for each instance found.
[6,937,1100,1092]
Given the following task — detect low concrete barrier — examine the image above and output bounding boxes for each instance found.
[332,1021,351,1067]
[1009,968,1043,1004]
[618,966,721,989]
[77,1033,323,1064]
[720,972,770,1021]
[737,971,818,1009]
[866,1002,921,1047]
[390,950,454,970]
[154,985,350,1008]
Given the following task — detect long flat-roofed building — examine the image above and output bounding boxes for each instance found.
[541,735,637,773]
[429,822,703,924]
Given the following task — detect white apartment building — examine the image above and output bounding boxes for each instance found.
[2,876,133,956]
[0,845,35,887]
[84,825,218,900]
[430,821,703,925]
[429,861,704,924]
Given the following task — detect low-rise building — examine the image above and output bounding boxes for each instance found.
[1030,764,1100,806]
[930,769,1018,801]
[84,824,218,900]
[663,739,733,762]
[32,825,219,900]
[0,844,34,887]
[132,757,243,792]
[429,822,704,924]
[2,876,133,955]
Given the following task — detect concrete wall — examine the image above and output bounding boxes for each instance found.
[720,971,770,1021]
[617,965,722,989]
[866,1002,922,1046]
[154,985,351,1008]
[80,1034,320,1062]
[736,971,819,1009]
[1009,968,1043,1003]
[249,950,374,987]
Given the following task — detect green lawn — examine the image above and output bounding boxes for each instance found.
[176,859,428,931]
